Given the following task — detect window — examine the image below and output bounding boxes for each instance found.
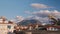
[7,25,11,29]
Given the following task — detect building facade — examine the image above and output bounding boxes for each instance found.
[0,17,16,34]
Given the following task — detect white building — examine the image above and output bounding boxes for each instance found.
[46,26,60,31]
[0,18,16,34]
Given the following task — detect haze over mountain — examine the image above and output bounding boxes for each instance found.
[18,19,41,26]
[16,15,51,25]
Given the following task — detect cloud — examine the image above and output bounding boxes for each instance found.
[26,16,49,23]
[31,3,53,9]
[26,10,60,23]
[16,10,60,24]
[16,16,24,22]
[32,10,60,18]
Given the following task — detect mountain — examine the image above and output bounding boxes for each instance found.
[18,19,41,26]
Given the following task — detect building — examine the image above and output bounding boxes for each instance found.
[0,16,16,34]
[46,26,60,31]
[0,23,16,34]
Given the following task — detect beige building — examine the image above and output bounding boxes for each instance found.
[0,23,16,34]
[0,17,16,34]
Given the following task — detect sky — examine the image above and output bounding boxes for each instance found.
[0,0,60,22]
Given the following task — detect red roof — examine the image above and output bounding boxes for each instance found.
[46,26,60,28]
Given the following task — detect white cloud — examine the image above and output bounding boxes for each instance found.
[33,16,49,23]
[26,15,49,23]
[16,10,60,24]
[26,10,60,23]
[32,10,60,18]
[16,16,24,22]
[31,3,52,9]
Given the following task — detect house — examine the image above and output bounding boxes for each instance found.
[46,26,60,31]
[0,18,16,34]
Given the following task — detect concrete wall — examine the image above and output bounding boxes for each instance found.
[25,30,60,34]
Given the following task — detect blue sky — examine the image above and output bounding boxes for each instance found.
[0,0,60,19]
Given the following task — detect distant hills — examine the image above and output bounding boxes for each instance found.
[18,19,41,26]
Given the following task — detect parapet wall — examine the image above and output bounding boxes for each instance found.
[25,30,60,34]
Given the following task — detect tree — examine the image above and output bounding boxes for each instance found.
[48,15,60,25]
[57,18,60,25]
